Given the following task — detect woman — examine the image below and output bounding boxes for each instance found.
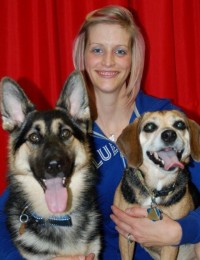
[1,5,200,260]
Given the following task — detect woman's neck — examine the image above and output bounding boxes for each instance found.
[95,93,135,141]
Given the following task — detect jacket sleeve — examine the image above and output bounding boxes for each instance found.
[177,160,200,244]
[0,189,24,260]
[177,209,200,244]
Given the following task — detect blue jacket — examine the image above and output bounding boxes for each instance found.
[1,90,200,259]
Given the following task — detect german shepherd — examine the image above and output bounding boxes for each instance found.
[114,110,200,260]
[0,71,101,260]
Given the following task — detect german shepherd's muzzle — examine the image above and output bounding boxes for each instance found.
[0,71,101,259]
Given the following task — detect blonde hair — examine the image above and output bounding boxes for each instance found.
[73,5,145,101]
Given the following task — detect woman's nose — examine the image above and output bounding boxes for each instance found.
[102,51,115,67]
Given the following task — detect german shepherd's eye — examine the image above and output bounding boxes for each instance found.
[173,120,186,130]
[60,129,72,140]
[143,122,158,133]
[28,133,42,144]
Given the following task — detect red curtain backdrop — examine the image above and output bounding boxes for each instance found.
[0,0,200,193]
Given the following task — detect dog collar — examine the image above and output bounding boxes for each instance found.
[19,206,72,227]
[29,212,72,226]
[153,183,176,198]
[131,168,176,204]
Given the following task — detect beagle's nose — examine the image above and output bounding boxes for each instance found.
[161,130,177,144]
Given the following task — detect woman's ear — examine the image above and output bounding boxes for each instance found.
[116,118,143,168]
[189,119,200,161]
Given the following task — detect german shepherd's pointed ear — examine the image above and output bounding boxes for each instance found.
[188,119,200,161]
[56,71,90,123]
[116,117,143,168]
[0,77,35,132]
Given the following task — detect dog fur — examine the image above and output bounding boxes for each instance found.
[114,110,200,260]
[0,71,101,260]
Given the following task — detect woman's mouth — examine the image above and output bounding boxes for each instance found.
[96,70,119,78]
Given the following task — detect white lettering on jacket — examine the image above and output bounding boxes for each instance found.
[93,143,119,169]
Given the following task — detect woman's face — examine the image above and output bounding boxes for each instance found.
[84,23,132,94]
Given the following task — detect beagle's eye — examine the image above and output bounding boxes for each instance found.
[28,132,42,144]
[143,122,158,133]
[60,129,72,140]
[173,120,186,130]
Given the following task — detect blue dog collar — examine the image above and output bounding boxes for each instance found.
[30,212,72,226]
[19,206,72,227]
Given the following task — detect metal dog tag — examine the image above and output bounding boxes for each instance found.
[19,212,29,235]
[147,207,162,221]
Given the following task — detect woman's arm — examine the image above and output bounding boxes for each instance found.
[110,205,182,247]
[111,204,200,246]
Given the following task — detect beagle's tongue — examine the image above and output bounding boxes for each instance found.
[45,177,67,213]
[158,150,184,171]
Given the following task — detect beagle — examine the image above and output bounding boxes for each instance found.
[114,110,200,260]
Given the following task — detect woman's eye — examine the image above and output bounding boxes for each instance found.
[91,47,103,54]
[143,123,158,133]
[115,49,127,56]
[60,129,72,140]
[28,133,41,144]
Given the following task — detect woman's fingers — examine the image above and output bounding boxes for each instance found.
[125,206,148,218]
[110,205,133,233]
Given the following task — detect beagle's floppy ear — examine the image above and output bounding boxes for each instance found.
[116,118,143,168]
[189,119,200,161]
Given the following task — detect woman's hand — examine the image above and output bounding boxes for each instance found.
[110,205,182,247]
[52,253,95,260]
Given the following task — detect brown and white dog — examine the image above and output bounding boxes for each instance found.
[114,110,200,260]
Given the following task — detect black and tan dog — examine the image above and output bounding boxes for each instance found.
[0,71,101,260]
[114,110,200,260]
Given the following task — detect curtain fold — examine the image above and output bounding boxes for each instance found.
[0,0,200,192]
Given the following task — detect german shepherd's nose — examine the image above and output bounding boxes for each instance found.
[43,141,68,178]
[46,160,63,175]
[161,130,177,144]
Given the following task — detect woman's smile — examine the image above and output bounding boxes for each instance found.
[96,70,120,78]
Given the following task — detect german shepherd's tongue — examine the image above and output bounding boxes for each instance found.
[44,177,67,213]
[157,150,184,171]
